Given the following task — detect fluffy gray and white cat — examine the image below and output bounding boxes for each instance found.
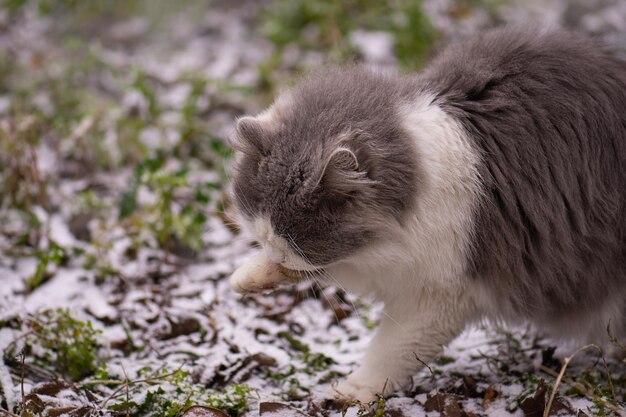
[228,27,626,402]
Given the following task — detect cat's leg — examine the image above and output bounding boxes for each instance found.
[333,286,477,403]
[230,252,288,293]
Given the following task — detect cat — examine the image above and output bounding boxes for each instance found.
[227,26,626,402]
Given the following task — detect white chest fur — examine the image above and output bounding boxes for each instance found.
[330,94,483,299]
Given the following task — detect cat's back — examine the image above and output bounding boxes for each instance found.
[419,27,626,332]
[422,26,626,99]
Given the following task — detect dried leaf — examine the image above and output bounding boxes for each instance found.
[425,392,445,412]
[250,352,278,367]
[48,406,79,417]
[23,393,45,411]
[521,379,573,417]
[260,401,290,414]
[31,380,71,396]
[442,397,463,417]
[158,315,200,340]
[482,384,499,408]
[462,375,479,397]
[521,379,548,417]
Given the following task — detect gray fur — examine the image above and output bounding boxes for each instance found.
[231,27,626,335]
[419,27,626,331]
[231,68,418,265]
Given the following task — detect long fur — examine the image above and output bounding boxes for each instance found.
[229,27,626,401]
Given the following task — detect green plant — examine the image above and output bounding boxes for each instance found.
[260,0,437,69]
[179,76,208,147]
[206,383,255,415]
[25,241,68,291]
[107,375,254,417]
[0,115,48,210]
[119,153,211,254]
[132,69,160,120]
[19,309,102,380]
[391,0,438,69]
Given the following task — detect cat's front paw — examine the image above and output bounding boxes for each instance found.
[332,379,379,404]
[331,370,402,404]
[230,254,285,293]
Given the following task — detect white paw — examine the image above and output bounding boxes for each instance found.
[332,379,379,404]
[230,253,286,294]
[331,370,402,404]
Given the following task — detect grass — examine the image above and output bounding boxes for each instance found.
[3,309,256,416]
[4,309,102,381]
[257,0,438,94]
[260,0,437,68]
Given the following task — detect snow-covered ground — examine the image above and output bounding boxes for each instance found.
[0,1,624,416]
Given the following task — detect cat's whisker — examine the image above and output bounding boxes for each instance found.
[286,238,405,332]
[312,277,343,325]
[284,233,365,323]
[318,270,363,322]
[287,234,339,312]
[231,181,255,218]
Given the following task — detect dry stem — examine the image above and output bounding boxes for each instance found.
[541,344,624,417]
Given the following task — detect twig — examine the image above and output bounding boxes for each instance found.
[413,352,434,376]
[121,363,130,417]
[4,330,35,354]
[539,365,625,416]
[541,344,624,417]
[20,352,25,414]
[77,379,129,387]
[544,344,595,417]
[380,378,389,399]
[607,321,626,356]
[99,365,185,409]
[0,408,20,417]
[599,353,616,401]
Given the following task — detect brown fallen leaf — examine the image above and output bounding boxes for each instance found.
[482,384,499,408]
[442,399,463,417]
[424,392,463,417]
[48,406,80,417]
[461,375,480,398]
[31,380,71,396]
[259,401,290,414]
[425,392,445,412]
[520,379,573,417]
[22,393,45,415]
[250,352,278,367]
[158,315,201,340]
[323,293,352,323]
[68,406,93,416]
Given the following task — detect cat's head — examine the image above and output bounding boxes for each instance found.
[229,68,418,270]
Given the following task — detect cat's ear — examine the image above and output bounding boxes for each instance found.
[229,116,268,155]
[318,146,373,197]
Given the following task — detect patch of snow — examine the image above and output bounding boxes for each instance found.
[49,214,78,247]
[349,30,396,65]
[0,328,19,411]
[139,126,163,150]
[0,95,11,114]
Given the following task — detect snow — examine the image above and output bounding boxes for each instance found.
[0,329,19,412]
[349,30,397,66]
[0,1,624,416]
